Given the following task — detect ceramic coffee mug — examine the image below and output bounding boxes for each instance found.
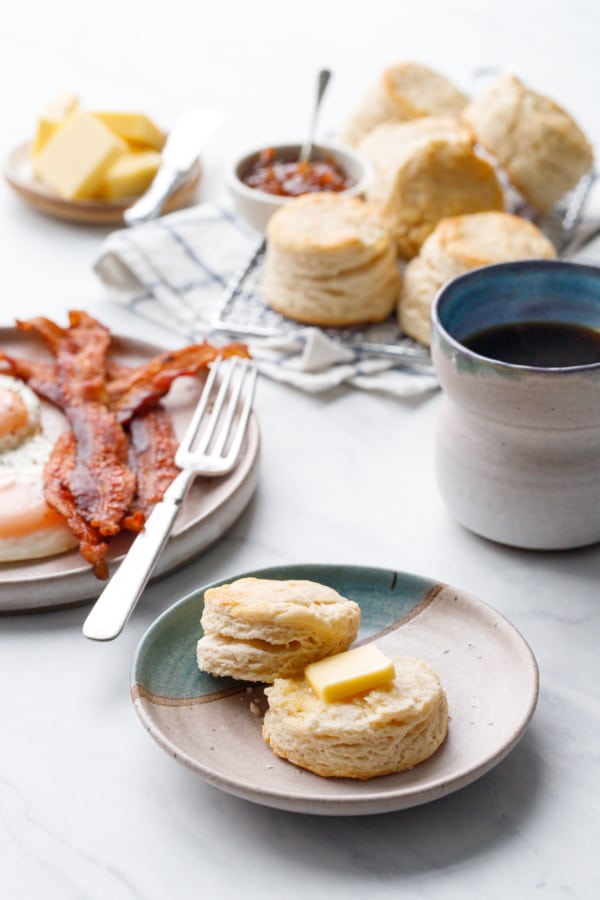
[430,259,600,550]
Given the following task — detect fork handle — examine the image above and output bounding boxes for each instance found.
[83,473,192,641]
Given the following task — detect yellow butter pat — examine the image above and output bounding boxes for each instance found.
[96,149,161,200]
[32,92,80,157]
[305,643,395,702]
[34,113,126,200]
[92,112,166,151]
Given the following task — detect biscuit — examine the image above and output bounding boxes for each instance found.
[359,118,505,258]
[263,656,448,779]
[262,193,401,326]
[463,73,594,212]
[399,211,557,345]
[339,62,469,147]
[196,577,361,682]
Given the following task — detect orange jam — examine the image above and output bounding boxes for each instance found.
[242,147,353,197]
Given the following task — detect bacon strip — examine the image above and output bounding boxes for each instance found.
[122,406,180,529]
[15,313,135,538]
[0,353,61,406]
[17,311,111,405]
[66,403,136,537]
[107,342,249,423]
[44,432,109,579]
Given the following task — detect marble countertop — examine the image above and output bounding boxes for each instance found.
[1,1,599,897]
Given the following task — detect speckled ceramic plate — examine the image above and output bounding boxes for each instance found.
[4,142,201,225]
[0,328,259,612]
[131,563,539,816]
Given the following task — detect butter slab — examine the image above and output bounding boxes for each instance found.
[305,643,395,702]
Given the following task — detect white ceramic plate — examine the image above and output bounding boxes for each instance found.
[3,141,201,225]
[0,328,259,612]
[131,563,539,816]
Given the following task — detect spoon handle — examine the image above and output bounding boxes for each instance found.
[299,68,332,163]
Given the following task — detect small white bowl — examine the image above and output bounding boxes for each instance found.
[227,141,372,233]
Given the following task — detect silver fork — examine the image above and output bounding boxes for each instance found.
[82,356,257,642]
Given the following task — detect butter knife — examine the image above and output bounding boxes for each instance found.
[124,107,224,226]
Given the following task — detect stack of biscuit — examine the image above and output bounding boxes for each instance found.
[339,61,469,147]
[399,211,557,345]
[358,117,505,258]
[262,193,401,326]
[196,577,361,682]
[463,73,594,212]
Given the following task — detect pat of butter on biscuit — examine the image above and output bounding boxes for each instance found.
[305,643,395,702]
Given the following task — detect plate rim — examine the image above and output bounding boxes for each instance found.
[130,562,540,816]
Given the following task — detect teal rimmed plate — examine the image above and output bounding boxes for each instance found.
[131,564,538,816]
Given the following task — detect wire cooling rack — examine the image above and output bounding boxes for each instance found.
[211,169,596,366]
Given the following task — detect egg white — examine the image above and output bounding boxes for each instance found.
[0,376,78,563]
[0,373,41,451]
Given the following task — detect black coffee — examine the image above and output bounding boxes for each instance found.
[462,320,600,367]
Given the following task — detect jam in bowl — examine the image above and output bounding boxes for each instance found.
[241,147,354,196]
[228,141,372,232]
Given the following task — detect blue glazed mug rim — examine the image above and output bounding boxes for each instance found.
[431,259,600,374]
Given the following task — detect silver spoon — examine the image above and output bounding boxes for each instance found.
[299,68,332,163]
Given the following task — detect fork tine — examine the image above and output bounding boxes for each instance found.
[211,358,252,457]
[193,356,239,455]
[178,355,222,452]
[225,362,257,464]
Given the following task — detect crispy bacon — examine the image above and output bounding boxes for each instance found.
[0,353,62,406]
[122,406,180,529]
[66,403,136,537]
[4,311,250,578]
[44,432,109,579]
[17,311,111,405]
[107,342,249,423]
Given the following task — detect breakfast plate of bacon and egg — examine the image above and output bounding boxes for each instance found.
[0,312,260,613]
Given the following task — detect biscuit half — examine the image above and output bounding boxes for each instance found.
[464,73,594,212]
[359,118,505,258]
[339,62,469,147]
[398,211,557,345]
[263,656,448,779]
[262,193,401,326]
[196,577,361,682]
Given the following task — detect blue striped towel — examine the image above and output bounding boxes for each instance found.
[93,203,438,397]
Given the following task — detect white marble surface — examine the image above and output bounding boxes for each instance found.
[1,1,599,897]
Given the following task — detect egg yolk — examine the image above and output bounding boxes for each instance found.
[0,472,68,538]
[0,387,29,440]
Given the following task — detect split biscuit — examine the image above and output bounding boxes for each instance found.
[398,211,557,345]
[263,656,448,779]
[339,61,469,147]
[359,118,505,259]
[196,577,361,682]
[463,73,594,212]
[262,193,401,326]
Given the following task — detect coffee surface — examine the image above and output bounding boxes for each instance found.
[462,320,600,367]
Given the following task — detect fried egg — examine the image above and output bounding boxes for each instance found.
[0,374,78,562]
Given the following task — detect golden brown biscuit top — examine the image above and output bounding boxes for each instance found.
[204,577,361,628]
[266,193,392,256]
[383,62,469,118]
[432,211,557,267]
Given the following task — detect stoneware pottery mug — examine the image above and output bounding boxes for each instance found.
[430,259,600,550]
